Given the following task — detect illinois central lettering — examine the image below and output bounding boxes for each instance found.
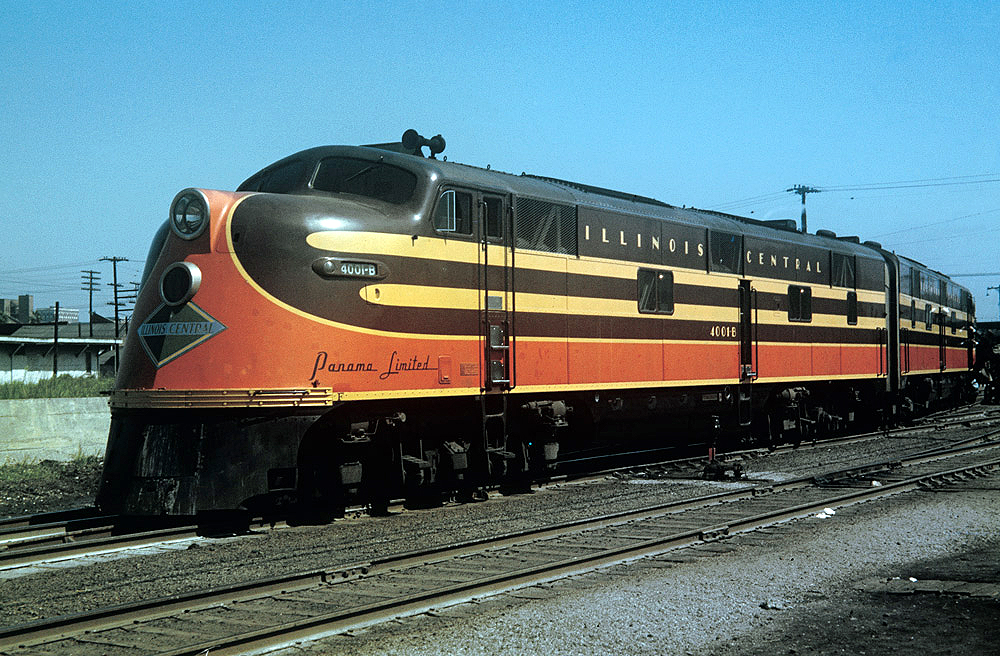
[745,249,822,273]
[583,223,705,256]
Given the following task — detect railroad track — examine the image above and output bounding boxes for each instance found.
[3,405,995,574]
[3,434,998,656]
[0,521,203,569]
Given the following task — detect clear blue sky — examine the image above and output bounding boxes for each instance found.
[2,1,998,319]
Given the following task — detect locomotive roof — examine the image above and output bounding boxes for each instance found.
[243,144,893,264]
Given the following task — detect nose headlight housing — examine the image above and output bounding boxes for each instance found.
[170,189,210,240]
[160,261,202,306]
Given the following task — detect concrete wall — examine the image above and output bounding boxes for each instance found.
[0,397,110,462]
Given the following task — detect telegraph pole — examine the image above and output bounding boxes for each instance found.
[81,269,100,337]
[53,302,59,377]
[122,281,140,333]
[786,185,821,233]
[101,256,129,376]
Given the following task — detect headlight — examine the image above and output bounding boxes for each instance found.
[170,189,210,240]
[160,261,202,306]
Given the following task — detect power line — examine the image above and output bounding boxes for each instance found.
[821,178,1000,193]
[707,173,999,212]
[949,273,1000,277]
[873,207,1000,239]
[820,173,999,192]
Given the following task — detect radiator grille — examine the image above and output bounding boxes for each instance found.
[514,198,578,255]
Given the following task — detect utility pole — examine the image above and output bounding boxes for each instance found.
[786,185,821,233]
[121,281,140,333]
[81,269,100,337]
[101,256,129,377]
[989,285,1000,322]
[53,302,59,377]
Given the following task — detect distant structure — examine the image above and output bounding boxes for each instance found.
[36,306,81,324]
[0,322,121,382]
[0,295,35,324]
[17,294,33,324]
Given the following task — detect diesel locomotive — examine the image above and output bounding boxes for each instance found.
[96,130,976,520]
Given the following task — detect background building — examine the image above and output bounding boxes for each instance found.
[35,306,81,323]
[0,322,121,382]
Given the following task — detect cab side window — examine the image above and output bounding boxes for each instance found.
[432,190,473,235]
[484,196,503,240]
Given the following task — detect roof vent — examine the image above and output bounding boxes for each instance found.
[816,229,837,239]
[761,219,799,232]
[837,235,861,244]
[863,240,883,249]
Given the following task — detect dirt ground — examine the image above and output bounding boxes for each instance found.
[0,457,102,518]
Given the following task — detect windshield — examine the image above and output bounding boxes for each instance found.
[312,156,417,204]
[238,159,307,193]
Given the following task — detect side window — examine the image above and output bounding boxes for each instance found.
[432,190,473,235]
[847,291,858,325]
[924,304,932,330]
[637,269,674,315]
[950,310,956,334]
[484,196,503,240]
[788,285,812,322]
[911,299,916,328]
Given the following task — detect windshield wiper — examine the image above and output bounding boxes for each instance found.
[343,157,383,184]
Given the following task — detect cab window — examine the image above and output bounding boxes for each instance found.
[432,189,473,234]
[484,196,503,239]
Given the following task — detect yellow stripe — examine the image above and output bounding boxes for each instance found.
[752,309,885,329]
[359,283,737,321]
[227,201,476,340]
[336,371,889,401]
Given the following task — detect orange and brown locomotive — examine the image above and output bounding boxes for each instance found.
[97,131,976,520]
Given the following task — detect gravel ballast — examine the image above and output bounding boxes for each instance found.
[1,428,996,655]
[272,474,1000,655]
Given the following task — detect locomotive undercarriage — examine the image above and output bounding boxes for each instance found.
[897,372,976,420]
[97,375,969,524]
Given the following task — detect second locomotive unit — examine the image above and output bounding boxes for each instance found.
[97,131,975,519]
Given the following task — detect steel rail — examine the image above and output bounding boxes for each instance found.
[133,450,1000,656]
[0,516,118,552]
[3,436,999,654]
[0,524,201,569]
[0,506,102,532]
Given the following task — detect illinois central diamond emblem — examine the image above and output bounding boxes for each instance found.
[137,302,226,368]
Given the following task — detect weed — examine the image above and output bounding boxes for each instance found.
[0,375,114,400]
